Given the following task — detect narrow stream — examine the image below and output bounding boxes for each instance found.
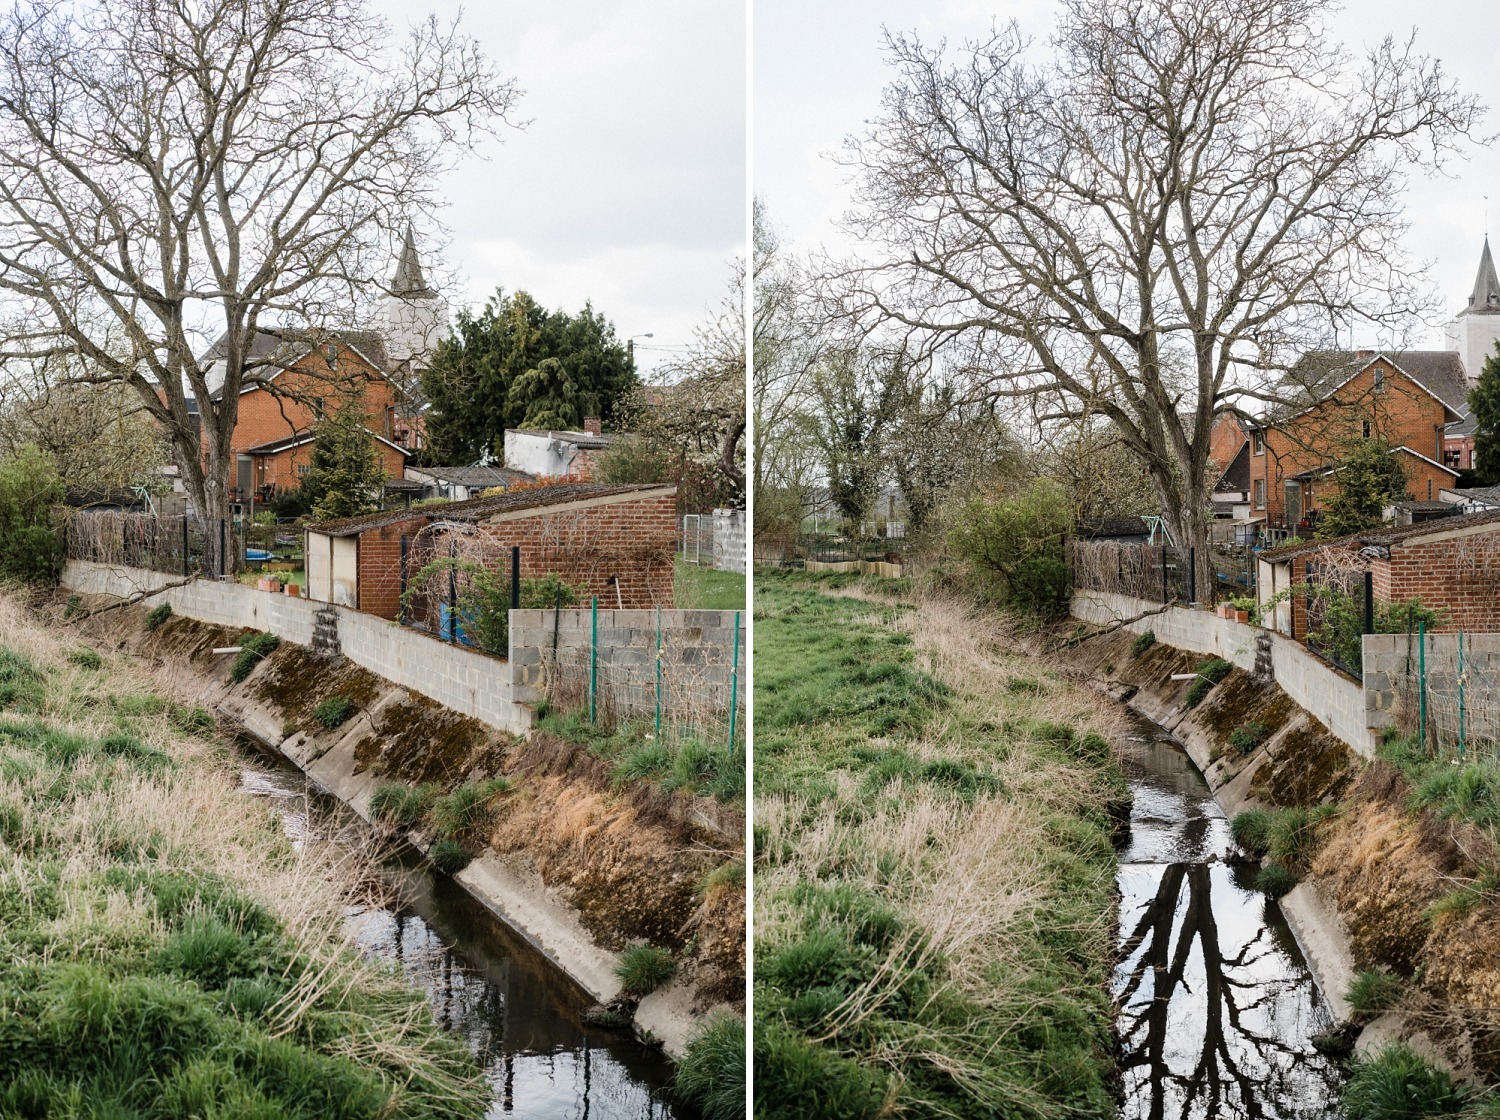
[236,754,693,1120]
[1114,716,1344,1120]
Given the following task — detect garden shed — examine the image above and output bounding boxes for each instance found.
[304,482,678,622]
[1256,508,1500,638]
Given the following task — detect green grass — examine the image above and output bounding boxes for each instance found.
[1341,1044,1465,1119]
[430,779,512,839]
[675,1013,745,1120]
[538,707,745,803]
[0,609,485,1119]
[674,558,746,610]
[368,782,439,828]
[66,648,101,670]
[1184,658,1232,708]
[1231,809,1275,856]
[1229,721,1268,755]
[1254,864,1298,898]
[614,944,678,996]
[313,696,355,730]
[229,633,280,683]
[145,602,172,630]
[1130,630,1156,657]
[429,839,472,876]
[1346,971,1405,1018]
[752,572,1125,1119]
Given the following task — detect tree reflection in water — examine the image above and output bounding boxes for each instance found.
[1114,735,1343,1120]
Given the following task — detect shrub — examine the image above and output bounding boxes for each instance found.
[62,595,82,620]
[1346,971,1404,1018]
[1230,809,1275,856]
[947,479,1071,618]
[145,603,172,631]
[1341,1044,1465,1120]
[615,944,677,996]
[675,1012,745,1120]
[0,445,65,583]
[1228,721,1268,755]
[429,839,472,875]
[229,633,279,683]
[430,778,512,839]
[1254,864,1297,899]
[312,697,354,730]
[368,782,438,828]
[1130,630,1156,657]
[1185,658,1231,708]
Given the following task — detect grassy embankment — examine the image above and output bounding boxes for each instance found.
[753,570,1129,1119]
[0,591,484,1118]
[675,558,746,610]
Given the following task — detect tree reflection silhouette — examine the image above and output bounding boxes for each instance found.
[1116,862,1335,1120]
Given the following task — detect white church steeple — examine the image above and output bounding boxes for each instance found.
[1442,236,1500,383]
[383,226,448,375]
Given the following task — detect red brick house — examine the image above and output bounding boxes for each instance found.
[199,329,413,501]
[1256,509,1500,637]
[1238,353,1464,534]
[303,482,677,622]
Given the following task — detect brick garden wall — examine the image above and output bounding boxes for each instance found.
[1385,532,1500,632]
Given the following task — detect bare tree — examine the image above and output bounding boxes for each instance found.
[0,0,516,568]
[0,348,168,499]
[836,0,1482,586]
[753,199,826,539]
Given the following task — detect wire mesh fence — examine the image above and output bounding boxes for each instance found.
[65,510,245,579]
[1382,626,1500,761]
[530,605,745,750]
[1071,540,1195,603]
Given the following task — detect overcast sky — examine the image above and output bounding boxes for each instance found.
[756,0,1500,350]
[370,0,746,375]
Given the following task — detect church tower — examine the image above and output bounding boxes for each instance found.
[383,226,448,378]
[1442,237,1500,381]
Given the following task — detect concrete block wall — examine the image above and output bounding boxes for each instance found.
[712,508,746,574]
[1364,631,1500,746]
[1073,590,1377,758]
[509,607,746,723]
[61,561,530,735]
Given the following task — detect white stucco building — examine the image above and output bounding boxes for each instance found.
[1442,237,1500,381]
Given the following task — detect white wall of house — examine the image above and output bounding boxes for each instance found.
[503,430,577,478]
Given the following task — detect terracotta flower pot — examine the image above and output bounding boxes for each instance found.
[285,584,300,597]
[1235,609,1251,624]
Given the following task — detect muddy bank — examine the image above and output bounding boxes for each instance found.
[1059,626,1497,1082]
[67,594,744,1059]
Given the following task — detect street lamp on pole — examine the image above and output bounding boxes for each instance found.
[626,333,654,366]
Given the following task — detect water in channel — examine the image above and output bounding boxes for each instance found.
[1114,717,1344,1120]
[236,757,692,1120]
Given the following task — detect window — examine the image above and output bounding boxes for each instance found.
[1254,479,1265,509]
[1362,420,1372,439]
[1252,431,1264,455]
[297,465,310,476]
[1373,367,1386,393]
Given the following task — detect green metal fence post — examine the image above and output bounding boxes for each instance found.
[1418,620,1427,754]
[1459,629,1466,760]
[727,611,740,755]
[589,596,598,725]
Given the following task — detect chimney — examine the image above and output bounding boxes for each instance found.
[583,416,602,436]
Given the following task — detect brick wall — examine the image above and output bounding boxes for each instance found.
[357,522,407,620]
[1386,531,1500,632]
[478,492,677,609]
